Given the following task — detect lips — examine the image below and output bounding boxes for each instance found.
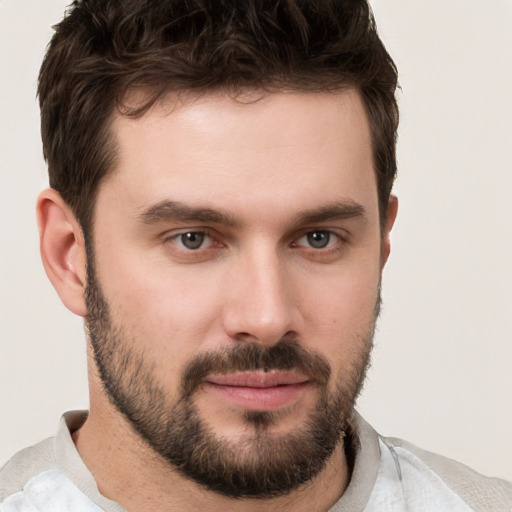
[204,371,311,411]
[207,370,309,388]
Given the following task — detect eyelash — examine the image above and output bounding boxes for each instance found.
[165,229,221,251]
[163,228,348,258]
[292,230,342,250]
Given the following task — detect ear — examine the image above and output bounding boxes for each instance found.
[380,194,398,268]
[36,189,87,317]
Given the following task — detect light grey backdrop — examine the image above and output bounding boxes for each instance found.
[1,0,511,479]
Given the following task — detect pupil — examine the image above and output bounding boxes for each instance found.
[307,231,329,249]
[182,232,204,249]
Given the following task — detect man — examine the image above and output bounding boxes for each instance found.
[1,0,510,510]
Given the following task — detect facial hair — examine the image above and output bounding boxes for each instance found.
[85,252,378,498]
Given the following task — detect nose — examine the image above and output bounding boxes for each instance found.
[222,247,301,346]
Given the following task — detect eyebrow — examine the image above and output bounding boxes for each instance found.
[138,200,239,227]
[138,199,366,227]
[294,201,366,226]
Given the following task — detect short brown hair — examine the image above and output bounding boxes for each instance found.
[38,0,398,234]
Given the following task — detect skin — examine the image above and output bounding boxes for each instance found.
[37,89,398,512]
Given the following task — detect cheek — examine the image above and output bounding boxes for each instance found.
[297,257,381,358]
[119,275,223,330]
[94,247,228,373]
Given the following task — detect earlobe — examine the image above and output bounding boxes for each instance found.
[37,189,87,317]
[381,194,398,268]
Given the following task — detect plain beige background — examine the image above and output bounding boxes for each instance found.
[0,0,511,480]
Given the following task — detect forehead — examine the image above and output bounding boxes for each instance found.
[101,89,377,224]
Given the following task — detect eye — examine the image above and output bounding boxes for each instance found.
[172,231,212,250]
[296,230,338,249]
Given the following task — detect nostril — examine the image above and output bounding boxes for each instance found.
[235,332,257,343]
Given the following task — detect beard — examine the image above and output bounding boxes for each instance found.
[85,254,378,498]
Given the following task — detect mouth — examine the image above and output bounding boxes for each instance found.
[204,371,311,411]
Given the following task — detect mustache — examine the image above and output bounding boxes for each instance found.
[180,341,331,397]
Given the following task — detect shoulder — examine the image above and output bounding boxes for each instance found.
[382,435,512,511]
[0,412,123,511]
[0,437,56,501]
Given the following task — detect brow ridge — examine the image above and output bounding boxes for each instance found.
[138,199,366,228]
[294,201,366,226]
[139,200,239,227]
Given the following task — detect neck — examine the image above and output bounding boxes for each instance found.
[73,395,350,512]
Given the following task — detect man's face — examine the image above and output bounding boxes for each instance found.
[86,90,387,497]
